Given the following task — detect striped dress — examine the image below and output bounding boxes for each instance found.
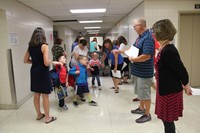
[155,52,183,122]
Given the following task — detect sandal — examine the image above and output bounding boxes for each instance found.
[118,82,123,85]
[115,89,119,93]
[110,87,119,89]
[45,117,57,124]
[36,113,45,120]
[123,81,128,84]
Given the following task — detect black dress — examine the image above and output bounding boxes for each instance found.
[28,44,52,94]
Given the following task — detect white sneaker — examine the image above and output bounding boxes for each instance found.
[58,105,68,111]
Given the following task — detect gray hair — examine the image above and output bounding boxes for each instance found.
[134,18,146,27]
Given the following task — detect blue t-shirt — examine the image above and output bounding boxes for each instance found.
[106,45,124,65]
[131,29,155,78]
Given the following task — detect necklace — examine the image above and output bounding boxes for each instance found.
[159,40,170,52]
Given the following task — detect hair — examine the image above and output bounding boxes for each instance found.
[92,38,97,42]
[74,36,81,42]
[118,36,128,45]
[56,54,64,61]
[54,38,63,45]
[92,52,99,58]
[152,19,177,41]
[29,27,47,46]
[102,38,113,52]
[79,38,87,46]
[112,39,119,46]
[78,55,87,61]
[134,18,146,27]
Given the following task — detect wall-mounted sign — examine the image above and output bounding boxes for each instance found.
[195,4,200,9]
[9,32,18,45]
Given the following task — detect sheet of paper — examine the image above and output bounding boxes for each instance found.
[122,62,127,70]
[191,87,200,95]
[111,70,121,78]
[124,45,139,58]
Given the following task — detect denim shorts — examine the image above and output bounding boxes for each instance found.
[134,76,152,100]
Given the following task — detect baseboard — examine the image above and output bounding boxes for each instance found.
[0,93,33,109]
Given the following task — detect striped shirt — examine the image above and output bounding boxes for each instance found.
[131,29,154,78]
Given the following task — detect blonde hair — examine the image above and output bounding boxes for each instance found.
[153,19,177,41]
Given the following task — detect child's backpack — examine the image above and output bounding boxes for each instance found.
[68,65,80,87]
[49,67,60,88]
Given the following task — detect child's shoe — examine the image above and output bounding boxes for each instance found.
[58,104,68,111]
[81,97,86,102]
[73,101,79,108]
[98,86,102,90]
[89,100,97,106]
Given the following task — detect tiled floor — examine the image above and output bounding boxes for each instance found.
[0,77,200,133]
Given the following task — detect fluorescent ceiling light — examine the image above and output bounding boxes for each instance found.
[79,20,103,23]
[70,9,106,13]
[88,32,99,34]
[87,30,100,32]
[84,27,101,29]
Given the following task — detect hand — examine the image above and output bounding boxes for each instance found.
[183,84,192,96]
[66,82,69,87]
[75,70,80,75]
[114,67,117,73]
[101,64,105,68]
[111,49,119,54]
[91,68,94,71]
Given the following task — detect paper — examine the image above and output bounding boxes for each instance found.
[111,70,121,78]
[125,45,139,58]
[191,87,200,95]
[122,62,127,70]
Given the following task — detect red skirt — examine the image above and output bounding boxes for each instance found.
[155,90,183,122]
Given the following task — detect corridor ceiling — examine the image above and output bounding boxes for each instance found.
[18,0,143,34]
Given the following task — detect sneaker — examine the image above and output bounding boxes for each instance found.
[131,107,145,114]
[81,98,86,102]
[73,101,78,107]
[98,86,102,90]
[89,100,97,106]
[58,105,68,111]
[135,114,152,123]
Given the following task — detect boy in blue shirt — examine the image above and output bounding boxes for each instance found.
[69,55,97,107]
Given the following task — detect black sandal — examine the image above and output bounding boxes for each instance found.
[45,117,57,124]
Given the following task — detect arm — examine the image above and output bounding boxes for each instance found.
[113,52,118,72]
[68,66,80,76]
[41,44,51,66]
[101,53,106,68]
[129,54,151,63]
[24,49,32,64]
[52,61,62,66]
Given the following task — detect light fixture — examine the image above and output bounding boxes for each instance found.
[70,9,106,13]
[87,30,100,32]
[84,27,101,29]
[79,20,103,23]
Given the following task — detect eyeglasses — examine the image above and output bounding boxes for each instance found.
[133,24,141,29]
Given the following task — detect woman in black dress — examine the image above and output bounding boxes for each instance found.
[24,27,56,124]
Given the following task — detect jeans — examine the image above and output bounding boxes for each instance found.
[92,74,101,86]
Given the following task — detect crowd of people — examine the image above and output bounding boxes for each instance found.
[24,18,192,133]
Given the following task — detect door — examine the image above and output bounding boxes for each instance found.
[180,13,200,87]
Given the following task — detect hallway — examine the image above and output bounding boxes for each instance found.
[0,77,199,133]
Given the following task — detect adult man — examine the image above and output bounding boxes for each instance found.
[117,18,154,123]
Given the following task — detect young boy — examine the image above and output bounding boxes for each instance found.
[52,54,68,111]
[69,55,97,107]
[89,52,102,90]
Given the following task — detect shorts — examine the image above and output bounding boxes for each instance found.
[110,63,123,78]
[75,85,89,96]
[134,76,152,100]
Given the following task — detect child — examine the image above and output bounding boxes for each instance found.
[89,52,102,90]
[69,55,97,107]
[52,54,68,111]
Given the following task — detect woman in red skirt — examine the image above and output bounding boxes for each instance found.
[152,19,192,133]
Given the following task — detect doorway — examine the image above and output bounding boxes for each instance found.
[179,13,200,87]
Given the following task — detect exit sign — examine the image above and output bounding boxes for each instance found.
[195,4,200,9]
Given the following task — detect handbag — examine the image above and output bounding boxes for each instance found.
[54,86,67,100]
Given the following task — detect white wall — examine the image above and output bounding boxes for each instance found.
[53,26,77,65]
[144,0,200,48]
[0,0,53,109]
[106,2,144,46]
